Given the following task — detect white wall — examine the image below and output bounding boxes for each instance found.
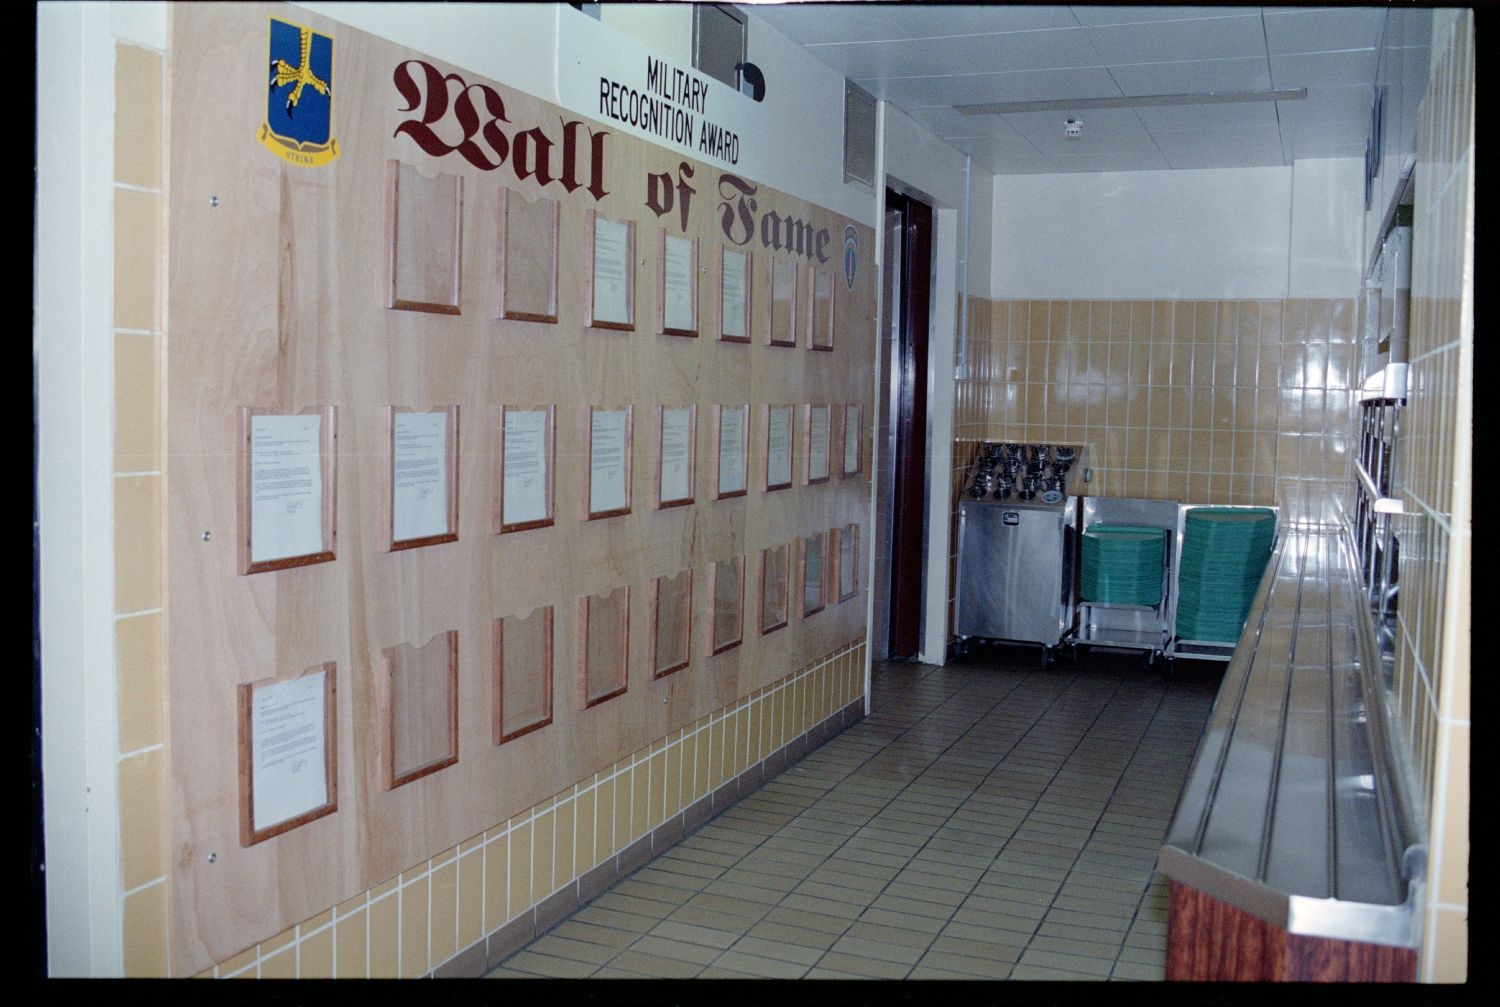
[991,159,1366,301]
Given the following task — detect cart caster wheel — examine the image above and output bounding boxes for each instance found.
[1068,643,1079,664]
[1160,657,1175,682]
[1141,650,1156,671]
[1041,646,1054,669]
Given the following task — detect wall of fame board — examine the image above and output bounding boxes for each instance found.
[165,2,876,971]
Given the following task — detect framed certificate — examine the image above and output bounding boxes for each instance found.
[712,404,749,500]
[764,404,794,492]
[808,267,835,351]
[380,632,459,790]
[766,257,798,347]
[649,569,692,679]
[494,405,555,534]
[493,606,554,745]
[584,406,633,520]
[759,543,789,636]
[799,532,826,618]
[708,556,744,655]
[239,406,337,574]
[656,405,696,509]
[579,586,630,708]
[842,403,864,477]
[495,187,559,323]
[586,211,635,330]
[804,404,831,485]
[717,246,751,343]
[237,663,337,847]
[385,405,459,551]
[658,230,698,337]
[383,159,463,315]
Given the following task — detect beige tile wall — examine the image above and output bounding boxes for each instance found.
[114,41,170,979]
[1394,9,1471,984]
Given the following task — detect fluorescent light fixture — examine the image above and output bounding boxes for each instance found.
[956,88,1306,115]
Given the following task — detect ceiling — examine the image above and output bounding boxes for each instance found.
[747,3,1392,174]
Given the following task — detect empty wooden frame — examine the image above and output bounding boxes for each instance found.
[656,405,696,509]
[384,405,459,551]
[579,586,630,708]
[799,532,826,618]
[708,556,745,655]
[495,187,559,322]
[585,210,635,330]
[764,404,794,492]
[759,544,790,635]
[383,159,463,314]
[712,404,750,500]
[717,246,752,343]
[493,607,554,745]
[649,569,693,679]
[494,404,556,534]
[835,523,860,602]
[380,632,459,790]
[237,662,337,847]
[842,403,864,477]
[238,406,337,575]
[658,230,699,337]
[766,257,798,347]
[808,267,835,351]
[804,404,831,485]
[585,405,633,519]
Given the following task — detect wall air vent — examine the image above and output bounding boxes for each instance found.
[844,81,876,188]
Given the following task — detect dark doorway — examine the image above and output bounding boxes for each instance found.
[884,189,932,660]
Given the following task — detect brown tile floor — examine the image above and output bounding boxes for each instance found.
[487,646,1221,980]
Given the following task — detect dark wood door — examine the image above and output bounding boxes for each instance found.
[886,190,931,660]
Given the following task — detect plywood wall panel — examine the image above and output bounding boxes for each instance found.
[167,2,874,973]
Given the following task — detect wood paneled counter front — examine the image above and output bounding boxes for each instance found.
[1157,528,1424,981]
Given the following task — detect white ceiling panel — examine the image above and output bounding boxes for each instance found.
[1275,84,1377,126]
[1045,149,1172,171]
[748,3,911,45]
[1149,123,1286,150]
[856,74,984,109]
[1081,13,1268,64]
[1263,7,1388,56]
[802,38,948,79]
[1284,139,1368,160]
[879,3,1083,37]
[1279,119,1372,149]
[907,104,1028,140]
[1107,56,1273,96]
[1132,100,1281,132]
[915,27,1105,73]
[960,66,1123,105]
[1000,107,1159,155]
[1068,6,1253,28]
[1270,49,1380,90]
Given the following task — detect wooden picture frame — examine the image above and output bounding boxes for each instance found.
[842,403,864,478]
[717,245,752,343]
[649,569,693,679]
[712,404,750,500]
[585,210,635,330]
[495,187,559,323]
[799,532,826,618]
[708,556,745,655]
[238,406,337,575]
[657,229,699,337]
[656,404,696,509]
[584,405,633,520]
[579,586,630,708]
[763,403,795,492]
[808,266,835,351]
[380,632,460,790]
[766,257,798,347]
[835,523,860,602]
[384,405,459,552]
[803,404,831,485]
[493,607,554,745]
[383,159,463,315]
[237,662,337,847]
[494,404,556,534]
[759,544,789,636]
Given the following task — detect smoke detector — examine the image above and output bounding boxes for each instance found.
[1063,118,1084,139]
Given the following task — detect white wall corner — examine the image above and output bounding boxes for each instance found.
[921,208,959,665]
[1288,158,1366,299]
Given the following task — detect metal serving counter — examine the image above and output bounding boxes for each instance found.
[1157,526,1426,955]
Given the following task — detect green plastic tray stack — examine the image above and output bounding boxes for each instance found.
[1174,507,1276,643]
[1080,525,1168,607]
